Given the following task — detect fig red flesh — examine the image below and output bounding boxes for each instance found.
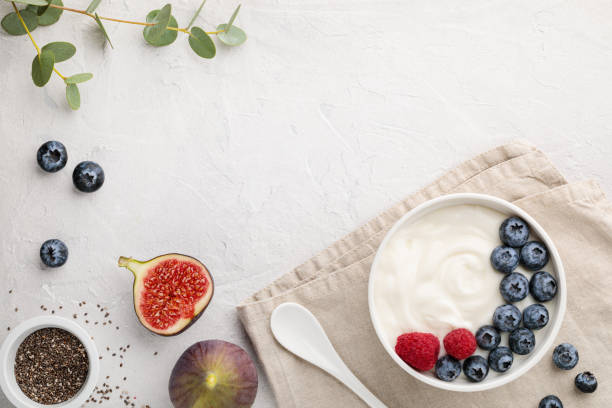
[118,254,213,336]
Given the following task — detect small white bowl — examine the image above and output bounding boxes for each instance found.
[0,316,100,408]
[368,193,566,392]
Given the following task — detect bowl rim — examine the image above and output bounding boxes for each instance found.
[367,193,566,392]
[0,315,100,408]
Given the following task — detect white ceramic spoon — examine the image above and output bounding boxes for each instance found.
[270,302,388,408]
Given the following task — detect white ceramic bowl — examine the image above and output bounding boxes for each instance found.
[0,316,100,408]
[368,193,566,392]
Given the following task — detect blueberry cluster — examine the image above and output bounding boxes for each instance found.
[491,216,550,274]
[457,216,556,383]
[433,215,560,384]
[487,217,598,404]
[434,354,491,383]
[36,141,105,268]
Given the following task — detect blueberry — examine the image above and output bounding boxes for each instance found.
[530,271,558,302]
[493,304,521,332]
[509,328,535,355]
[435,355,461,382]
[552,343,578,370]
[490,246,519,273]
[40,239,68,267]
[523,304,549,330]
[462,355,489,382]
[475,325,501,350]
[520,241,549,270]
[499,216,529,247]
[499,272,529,303]
[73,161,105,192]
[488,346,513,373]
[37,141,68,173]
[575,371,597,393]
[539,395,563,408]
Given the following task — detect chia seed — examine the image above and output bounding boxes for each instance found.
[14,327,89,405]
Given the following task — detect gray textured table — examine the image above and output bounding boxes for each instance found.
[2,0,612,406]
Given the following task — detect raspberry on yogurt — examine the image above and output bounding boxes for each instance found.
[444,328,477,360]
[395,332,440,371]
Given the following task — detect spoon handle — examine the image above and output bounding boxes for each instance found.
[330,362,388,408]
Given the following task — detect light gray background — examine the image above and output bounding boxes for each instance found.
[1,0,612,406]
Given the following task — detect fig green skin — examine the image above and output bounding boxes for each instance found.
[169,340,258,408]
[119,253,214,337]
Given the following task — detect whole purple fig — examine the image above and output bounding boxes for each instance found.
[169,340,258,408]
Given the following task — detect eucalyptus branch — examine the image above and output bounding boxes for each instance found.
[1,0,247,110]
[12,2,66,81]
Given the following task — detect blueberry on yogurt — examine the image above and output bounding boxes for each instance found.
[488,346,513,373]
[435,355,461,382]
[490,246,519,274]
[523,304,549,330]
[499,272,529,303]
[475,325,501,351]
[530,271,558,302]
[499,216,529,247]
[493,304,521,332]
[509,328,535,355]
[520,241,549,270]
[463,355,489,382]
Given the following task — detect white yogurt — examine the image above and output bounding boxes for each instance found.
[372,204,508,347]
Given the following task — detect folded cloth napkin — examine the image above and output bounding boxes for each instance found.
[237,141,612,407]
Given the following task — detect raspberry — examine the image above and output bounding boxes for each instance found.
[395,332,440,371]
[443,328,477,360]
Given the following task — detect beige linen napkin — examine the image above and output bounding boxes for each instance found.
[237,141,612,407]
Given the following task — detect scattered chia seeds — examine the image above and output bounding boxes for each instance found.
[14,327,89,405]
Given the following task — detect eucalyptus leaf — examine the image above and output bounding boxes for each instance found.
[31,3,48,16]
[188,26,215,58]
[186,0,206,30]
[26,0,63,25]
[42,41,75,62]
[7,0,48,6]
[145,3,171,43]
[216,23,246,46]
[225,4,240,30]
[86,0,101,14]
[66,83,80,110]
[65,73,93,84]
[94,12,113,48]
[33,0,64,26]
[1,9,38,35]
[143,9,177,46]
[31,50,55,87]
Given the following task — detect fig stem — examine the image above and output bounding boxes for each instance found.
[118,256,140,277]
[117,256,133,268]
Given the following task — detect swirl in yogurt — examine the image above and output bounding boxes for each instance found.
[372,204,506,346]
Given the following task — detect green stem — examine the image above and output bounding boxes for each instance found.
[49,3,223,35]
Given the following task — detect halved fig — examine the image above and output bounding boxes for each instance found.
[118,253,213,336]
[169,340,258,408]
